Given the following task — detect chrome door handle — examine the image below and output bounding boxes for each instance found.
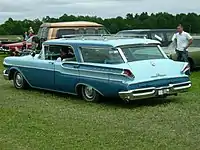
[49,62,54,65]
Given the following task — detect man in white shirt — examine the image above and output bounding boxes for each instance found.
[172,24,193,62]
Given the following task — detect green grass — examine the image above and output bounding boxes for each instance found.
[0,55,200,150]
[0,35,23,41]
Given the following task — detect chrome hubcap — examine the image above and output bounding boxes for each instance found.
[16,74,23,87]
[84,86,95,99]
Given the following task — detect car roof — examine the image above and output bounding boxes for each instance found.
[44,37,160,47]
[40,21,103,28]
[118,29,176,33]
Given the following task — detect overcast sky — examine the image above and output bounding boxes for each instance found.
[0,0,199,24]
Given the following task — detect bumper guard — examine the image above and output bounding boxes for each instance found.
[119,81,191,101]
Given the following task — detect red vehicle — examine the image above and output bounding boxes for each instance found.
[0,36,35,54]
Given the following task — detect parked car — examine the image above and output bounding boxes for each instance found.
[37,21,109,40]
[0,21,109,55]
[164,36,200,70]
[116,29,176,47]
[3,36,191,102]
[0,35,36,54]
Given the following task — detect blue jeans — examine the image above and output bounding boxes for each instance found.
[176,50,188,62]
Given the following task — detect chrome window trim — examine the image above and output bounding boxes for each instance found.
[157,45,168,59]
[116,47,128,63]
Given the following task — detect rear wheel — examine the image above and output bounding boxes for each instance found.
[13,71,27,89]
[81,85,100,102]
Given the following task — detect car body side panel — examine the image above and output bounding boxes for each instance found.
[170,47,200,68]
[77,63,128,97]
[188,48,200,67]
[54,62,79,93]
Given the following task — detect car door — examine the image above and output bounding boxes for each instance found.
[25,59,55,89]
[21,52,55,90]
[54,45,79,94]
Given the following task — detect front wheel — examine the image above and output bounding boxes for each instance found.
[81,85,101,102]
[13,71,27,89]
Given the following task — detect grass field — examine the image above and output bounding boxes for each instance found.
[0,35,23,41]
[0,54,200,150]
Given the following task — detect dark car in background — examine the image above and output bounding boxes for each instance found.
[116,29,176,47]
[165,36,200,70]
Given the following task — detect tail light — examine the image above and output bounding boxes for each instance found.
[122,69,135,78]
[181,63,190,74]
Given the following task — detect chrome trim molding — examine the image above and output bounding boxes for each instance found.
[119,81,191,101]
[3,70,9,80]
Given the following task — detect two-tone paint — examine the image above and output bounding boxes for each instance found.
[3,38,191,101]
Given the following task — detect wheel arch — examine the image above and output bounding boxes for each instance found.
[75,83,104,96]
[9,67,32,87]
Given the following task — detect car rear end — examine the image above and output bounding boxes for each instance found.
[116,44,191,101]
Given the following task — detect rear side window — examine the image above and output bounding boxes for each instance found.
[56,29,76,38]
[80,47,124,64]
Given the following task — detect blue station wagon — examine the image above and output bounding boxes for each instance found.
[3,36,191,102]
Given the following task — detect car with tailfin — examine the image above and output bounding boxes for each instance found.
[3,35,191,102]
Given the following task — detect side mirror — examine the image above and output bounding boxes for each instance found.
[31,51,36,57]
[154,34,163,42]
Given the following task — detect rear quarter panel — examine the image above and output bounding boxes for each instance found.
[78,63,129,97]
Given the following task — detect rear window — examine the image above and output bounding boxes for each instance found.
[80,47,124,64]
[120,46,165,62]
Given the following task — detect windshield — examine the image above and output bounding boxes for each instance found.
[191,39,200,47]
[120,45,165,62]
[80,47,124,64]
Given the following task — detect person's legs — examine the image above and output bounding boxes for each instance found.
[182,51,188,62]
[176,50,182,61]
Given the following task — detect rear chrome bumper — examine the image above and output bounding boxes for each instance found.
[119,81,191,101]
[3,70,9,80]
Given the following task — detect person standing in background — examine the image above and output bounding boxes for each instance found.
[28,27,34,38]
[23,32,29,41]
[172,24,193,62]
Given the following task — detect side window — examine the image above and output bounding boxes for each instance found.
[44,45,76,61]
[85,28,96,34]
[80,47,123,64]
[38,27,49,40]
[37,28,43,38]
[56,29,76,38]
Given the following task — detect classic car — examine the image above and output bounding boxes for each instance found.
[116,29,176,47]
[0,36,35,53]
[38,21,109,40]
[164,36,200,70]
[3,36,191,102]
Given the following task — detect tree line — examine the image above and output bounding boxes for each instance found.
[0,12,200,35]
